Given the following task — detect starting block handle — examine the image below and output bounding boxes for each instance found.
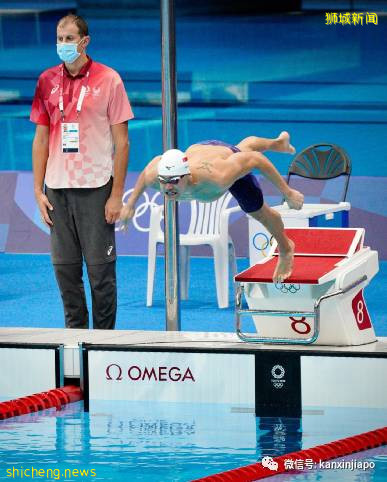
[235,275,368,345]
[237,309,315,318]
[314,274,367,310]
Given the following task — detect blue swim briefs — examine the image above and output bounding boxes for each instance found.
[198,139,264,213]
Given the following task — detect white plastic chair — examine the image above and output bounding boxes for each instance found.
[147,193,241,308]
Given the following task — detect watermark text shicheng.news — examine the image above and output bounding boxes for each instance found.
[6,467,96,479]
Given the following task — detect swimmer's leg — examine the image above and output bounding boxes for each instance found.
[236,132,295,155]
[229,175,295,282]
[249,203,295,283]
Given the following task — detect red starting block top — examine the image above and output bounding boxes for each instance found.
[235,256,345,284]
[237,229,364,284]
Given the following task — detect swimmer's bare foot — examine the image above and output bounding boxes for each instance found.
[273,239,295,283]
[276,131,296,155]
[284,187,304,210]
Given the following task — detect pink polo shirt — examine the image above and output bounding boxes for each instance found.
[30,58,134,188]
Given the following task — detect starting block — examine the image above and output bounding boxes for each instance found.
[235,228,378,346]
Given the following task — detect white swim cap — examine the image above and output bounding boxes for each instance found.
[158,149,190,177]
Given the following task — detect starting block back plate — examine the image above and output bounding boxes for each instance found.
[273,228,362,257]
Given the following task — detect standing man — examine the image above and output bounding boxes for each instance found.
[31,14,134,329]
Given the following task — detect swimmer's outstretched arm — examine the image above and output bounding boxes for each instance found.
[121,170,147,221]
[119,156,161,226]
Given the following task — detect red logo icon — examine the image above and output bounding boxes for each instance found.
[289,317,311,334]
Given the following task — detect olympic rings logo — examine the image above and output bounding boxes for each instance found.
[252,232,273,257]
[273,383,283,389]
[275,283,301,294]
[271,364,286,389]
[116,189,162,233]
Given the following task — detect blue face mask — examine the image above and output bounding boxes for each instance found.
[56,41,82,64]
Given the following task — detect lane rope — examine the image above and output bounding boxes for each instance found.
[192,426,387,481]
[0,385,82,420]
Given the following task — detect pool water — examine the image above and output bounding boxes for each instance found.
[0,401,386,481]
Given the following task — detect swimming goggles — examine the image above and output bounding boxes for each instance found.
[157,175,185,185]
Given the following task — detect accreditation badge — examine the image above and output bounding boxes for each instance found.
[61,122,80,153]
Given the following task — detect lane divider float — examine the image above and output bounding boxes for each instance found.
[0,385,82,420]
[193,426,387,481]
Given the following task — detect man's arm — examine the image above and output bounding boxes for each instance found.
[119,156,160,227]
[223,151,304,209]
[32,124,53,226]
[105,122,129,224]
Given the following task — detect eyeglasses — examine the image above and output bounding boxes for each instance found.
[158,175,185,185]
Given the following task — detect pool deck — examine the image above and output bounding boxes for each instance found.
[1,327,386,378]
[1,327,387,352]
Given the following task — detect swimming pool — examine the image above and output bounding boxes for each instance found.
[1,400,386,481]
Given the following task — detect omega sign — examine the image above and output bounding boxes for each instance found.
[106,364,195,383]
